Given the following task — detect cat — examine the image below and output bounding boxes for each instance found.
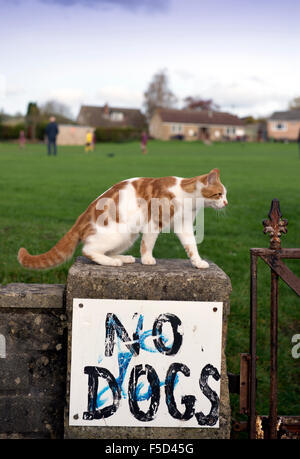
[18,168,227,270]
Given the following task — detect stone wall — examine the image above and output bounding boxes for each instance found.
[0,283,66,438]
[0,258,231,439]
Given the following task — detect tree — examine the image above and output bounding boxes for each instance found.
[143,70,177,120]
[40,99,73,120]
[183,96,219,111]
[289,97,300,111]
[0,109,4,124]
[26,102,40,141]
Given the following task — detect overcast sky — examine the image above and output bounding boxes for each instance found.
[1,0,299,118]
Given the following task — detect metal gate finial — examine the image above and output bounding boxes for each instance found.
[262,199,288,249]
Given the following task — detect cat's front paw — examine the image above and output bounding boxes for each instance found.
[141,255,156,265]
[192,259,209,269]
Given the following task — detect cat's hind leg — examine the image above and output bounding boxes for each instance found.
[82,249,124,266]
[108,233,138,263]
[82,231,138,267]
[110,255,135,263]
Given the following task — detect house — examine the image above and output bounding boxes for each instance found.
[241,117,267,142]
[267,110,300,141]
[56,124,94,146]
[149,108,245,141]
[77,104,146,130]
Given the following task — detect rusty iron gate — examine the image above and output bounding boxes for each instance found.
[230,198,300,439]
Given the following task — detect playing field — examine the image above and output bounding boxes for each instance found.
[1,140,300,425]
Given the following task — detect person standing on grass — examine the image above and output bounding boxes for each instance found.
[45,116,59,156]
[85,130,93,153]
[141,131,148,155]
[19,130,26,149]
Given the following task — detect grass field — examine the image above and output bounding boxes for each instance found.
[1,140,300,427]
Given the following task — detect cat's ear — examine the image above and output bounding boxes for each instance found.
[207,168,220,185]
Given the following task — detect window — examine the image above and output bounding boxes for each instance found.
[271,122,287,132]
[110,112,124,122]
[171,124,182,133]
[226,127,236,135]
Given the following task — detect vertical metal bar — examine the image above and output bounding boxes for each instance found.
[249,251,258,439]
[269,269,279,439]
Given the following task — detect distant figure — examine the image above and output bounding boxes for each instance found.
[19,130,26,148]
[141,131,148,155]
[85,131,93,153]
[45,116,59,156]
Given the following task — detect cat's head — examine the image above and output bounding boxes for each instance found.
[201,169,228,209]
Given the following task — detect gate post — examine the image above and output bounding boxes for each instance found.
[64,256,232,439]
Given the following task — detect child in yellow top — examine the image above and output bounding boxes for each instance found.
[85,131,93,152]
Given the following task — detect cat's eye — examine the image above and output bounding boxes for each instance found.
[210,193,222,198]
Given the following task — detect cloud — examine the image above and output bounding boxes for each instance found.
[178,75,293,117]
[39,88,87,117]
[40,0,169,13]
[95,85,143,107]
[46,87,86,104]
[209,79,290,116]
[0,75,6,100]
[0,77,26,101]
[174,69,195,81]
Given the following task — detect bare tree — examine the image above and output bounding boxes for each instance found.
[143,70,177,120]
[289,96,300,111]
[40,99,73,119]
[183,96,219,111]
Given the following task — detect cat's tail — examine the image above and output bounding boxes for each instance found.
[18,224,80,270]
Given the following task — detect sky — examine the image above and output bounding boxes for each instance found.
[0,0,300,119]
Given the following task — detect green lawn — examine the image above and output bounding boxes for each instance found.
[1,140,300,428]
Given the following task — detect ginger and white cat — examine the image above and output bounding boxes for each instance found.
[18,168,227,270]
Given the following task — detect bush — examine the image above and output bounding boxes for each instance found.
[35,122,48,141]
[0,123,25,140]
[94,127,143,143]
[0,122,50,141]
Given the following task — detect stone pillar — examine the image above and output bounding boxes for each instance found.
[0,283,67,439]
[65,257,231,439]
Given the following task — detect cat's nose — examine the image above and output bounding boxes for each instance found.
[223,200,228,206]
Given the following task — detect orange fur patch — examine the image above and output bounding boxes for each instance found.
[132,177,176,228]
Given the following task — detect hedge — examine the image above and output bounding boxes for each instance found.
[0,123,25,140]
[0,122,50,141]
[94,127,143,143]
[0,124,145,143]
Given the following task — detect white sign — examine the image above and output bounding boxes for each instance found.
[69,299,223,428]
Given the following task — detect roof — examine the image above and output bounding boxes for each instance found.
[155,108,244,126]
[269,110,300,121]
[77,105,146,129]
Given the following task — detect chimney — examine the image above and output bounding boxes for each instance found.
[104,103,109,116]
